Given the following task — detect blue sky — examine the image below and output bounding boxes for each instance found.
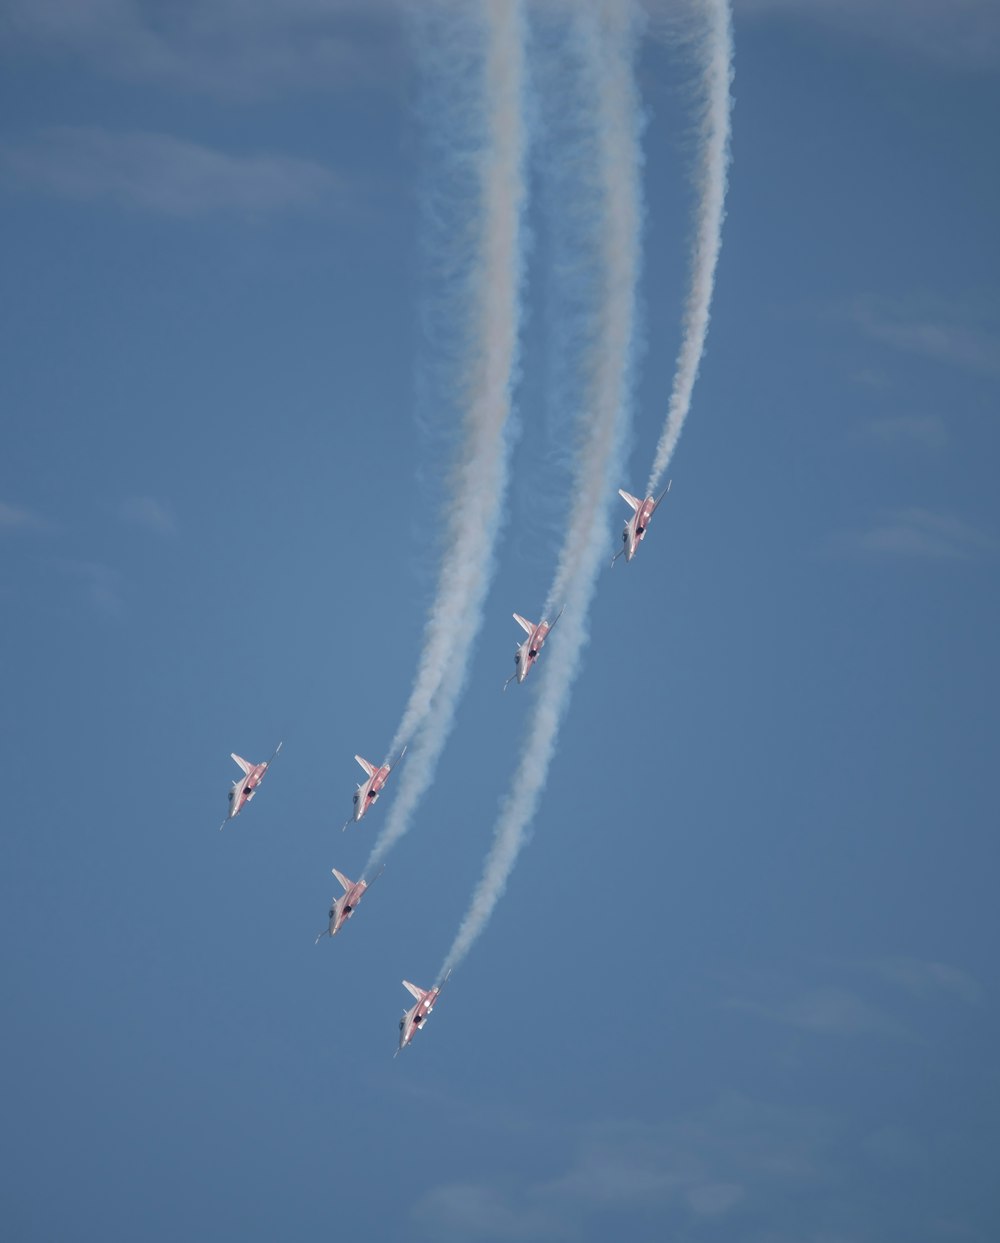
[2,2,998,1241]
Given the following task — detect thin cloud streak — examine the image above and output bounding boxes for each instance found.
[736,0,1000,72]
[0,0,400,98]
[838,508,996,560]
[862,414,948,451]
[440,0,643,976]
[646,0,733,494]
[365,1,527,875]
[853,302,1000,378]
[119,496,177,536]
[727,987,911,1039]
[866,957,985,1005]
[56,559,123,616]
[0,500,48,531]
[2,127,342,217]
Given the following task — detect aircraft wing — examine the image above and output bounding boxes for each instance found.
[618,489,641,512]
[266,740,284,766]
[231,753,252,775]
[355,755,377,777]
[513,613,535,635]
[547,606,565,631]
[402,980,426,1001]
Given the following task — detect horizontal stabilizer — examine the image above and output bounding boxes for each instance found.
[231,753,252,775]
[618,489,641,512]
[513,613,535,635]
[332,868,353,892]
[355,755,376,777]
[402,980,426,1001]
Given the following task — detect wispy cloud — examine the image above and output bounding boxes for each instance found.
[412,1098,832,1240]
[837,508,996,561]
[0,500,48,531]
[118,496,177,536]
[728,987,910,1039]
[413,1183,566,1242]
[861,414,948,451]
[0,0,399,98]
[735,0,1000,71]
[865,957,985,1005]
[853,301,1000,378]
[2,127,343,217]
[56,559,123,615]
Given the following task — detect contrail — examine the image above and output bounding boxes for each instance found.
[440,0,644,977]
[364,1,528,875]
[646,0,733,494]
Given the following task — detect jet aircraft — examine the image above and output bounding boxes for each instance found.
[220,741,282,829]
[315,866,383,942]
[343,746,406,830]
[504,609,563,690]
[397,971,451,1054]
[612,479,671,566]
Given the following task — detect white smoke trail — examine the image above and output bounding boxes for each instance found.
[364,1,527,875]
[646,0,733,494]
[440,0,643,978]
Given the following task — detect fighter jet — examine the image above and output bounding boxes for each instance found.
[342,746,406,830]
[315,866,384,942]
[397,970,451,1055]
[504,608,563,690]
[220,741,282,829]
[612,479,671,566]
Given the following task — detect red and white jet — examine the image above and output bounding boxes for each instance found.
[612,479,671,566]
[504,608,563,690]
[396,970,451,1055]
[315,866,383,942]
[342,746,406,830]
[220,741,282,829]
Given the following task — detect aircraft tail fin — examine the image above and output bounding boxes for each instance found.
[355,755,376,777]
[618,489,641,512]
[402,980,426,1001]
[231,753,252,775]
[513,613,535,635]
[332,868,353,892]
[651,478,672,512]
